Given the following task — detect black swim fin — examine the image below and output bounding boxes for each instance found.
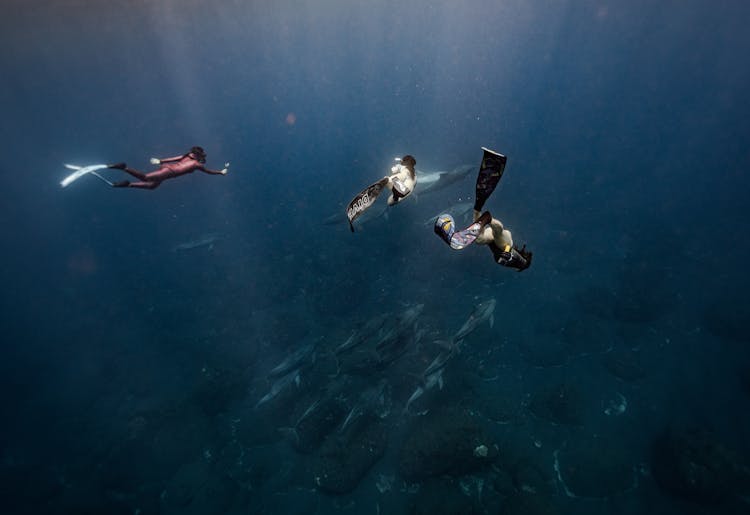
[490,243,532,271]
[346,177,388,231]
[476,210,492,227]
[474,148,507,212]
[107,162,127,170]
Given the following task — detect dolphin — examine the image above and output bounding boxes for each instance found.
[322,200,389,229]
[404,368,444,414]
[339,380,391,434]
[335,313,390,355]
[453,298,497,343]
[421,341,459,378]
[255,369,301,408]
[268,339,318,378]
[372,304,425,367]
[375,304,425,349]
[417,164,474,195]
[172,233,221,252]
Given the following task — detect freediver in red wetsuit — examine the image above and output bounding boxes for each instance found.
[107,146,229,189]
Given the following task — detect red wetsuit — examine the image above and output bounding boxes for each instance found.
[121,154,224,189]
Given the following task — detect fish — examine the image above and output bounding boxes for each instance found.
[268,339,318,378]
[255,369,301,408]
[172,233,221,252]
[453,298,496,343]
[417,164,474,195]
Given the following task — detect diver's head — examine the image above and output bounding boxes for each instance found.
[188,146,207,163]
[401,155,416,171]
[434,214,455,246]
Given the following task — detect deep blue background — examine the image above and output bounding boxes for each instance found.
[1,0,749,513]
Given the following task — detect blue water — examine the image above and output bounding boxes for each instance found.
[2,0,750,513]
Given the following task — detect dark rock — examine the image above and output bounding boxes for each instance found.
[399,407,498,480]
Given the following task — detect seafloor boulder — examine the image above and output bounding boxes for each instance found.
[651,428,750,505]
[312,416,388,494]
[399,407,498,480]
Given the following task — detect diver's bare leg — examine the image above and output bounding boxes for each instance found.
[127,181,162,190]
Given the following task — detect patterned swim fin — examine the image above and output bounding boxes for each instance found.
[347,177,389,232]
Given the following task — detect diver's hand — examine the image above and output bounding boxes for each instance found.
[220,162,230,175]
[150,158,160,165]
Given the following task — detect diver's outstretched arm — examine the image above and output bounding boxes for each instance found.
[199,162,230,175]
